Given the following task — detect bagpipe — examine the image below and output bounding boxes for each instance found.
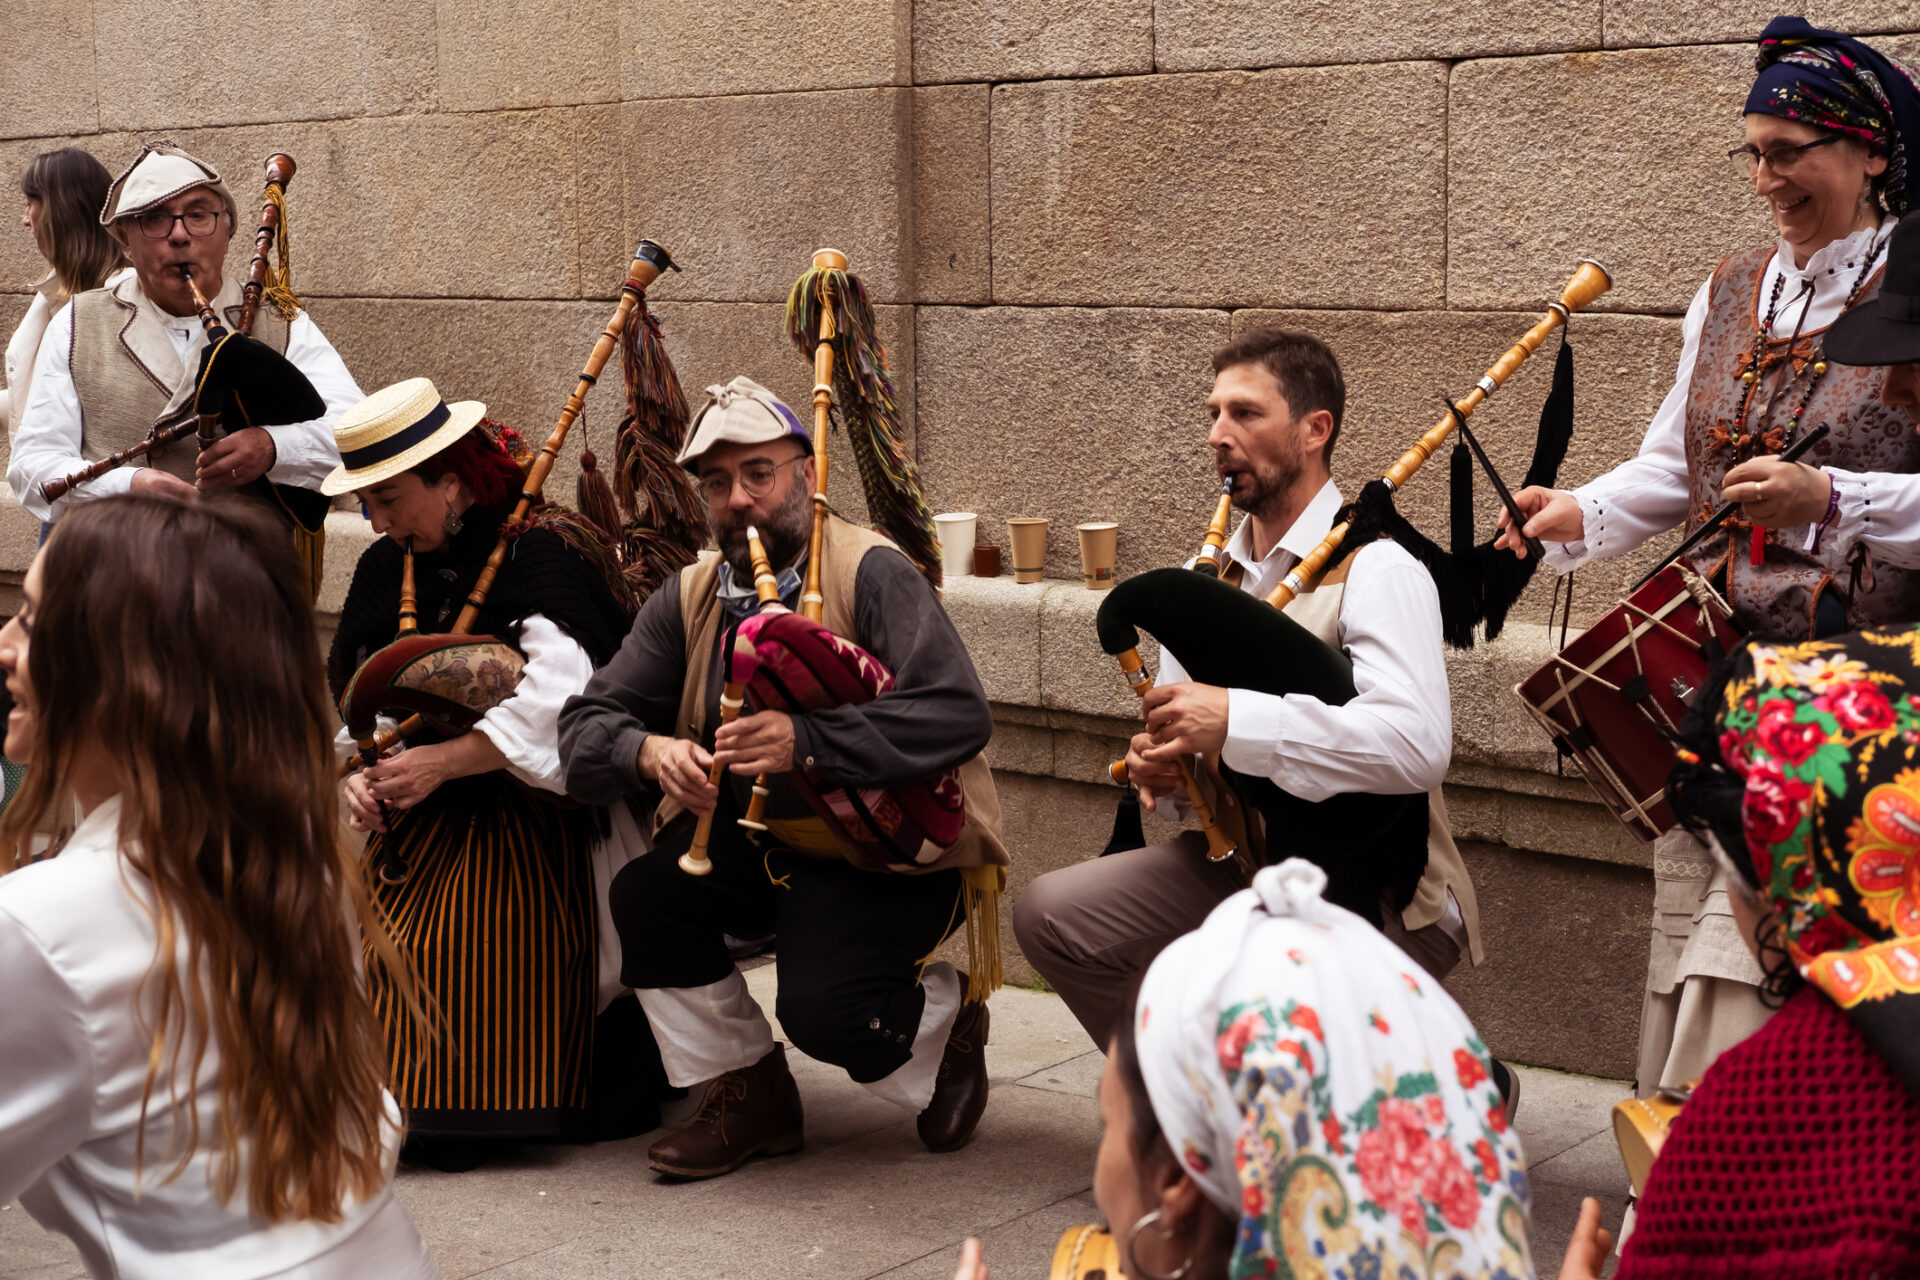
[42,154,326,536]
[690,248,965,874]
[1094,260,1612,919]
[338,240,696,778]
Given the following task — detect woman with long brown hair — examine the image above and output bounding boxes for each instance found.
[4,147,127,441]
[0,494,437,1277]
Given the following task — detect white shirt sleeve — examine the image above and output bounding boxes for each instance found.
[264,313,357,492]
[473,614,596,793]
[1818,468,1920,571]
[1543,276,1711,571]
[0,904,96,1205]
[7,303,139,522]
[1219,543,1452,801]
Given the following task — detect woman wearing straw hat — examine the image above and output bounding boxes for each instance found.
[324,378,668,1172]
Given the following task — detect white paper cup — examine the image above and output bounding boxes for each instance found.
[934,512,977,579]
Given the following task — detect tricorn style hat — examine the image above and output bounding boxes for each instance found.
[100,140,237,232]
[1827,211,1920,367]
[676,376,810,469]
[322,378,488,495]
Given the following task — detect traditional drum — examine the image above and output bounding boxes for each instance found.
[1515,565,1741,842]
[1049,1225,1124,1280]
[1613,1081,1695,1197]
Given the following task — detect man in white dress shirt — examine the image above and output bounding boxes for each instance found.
[1014,328,1484,1061]
[7,141,357,562]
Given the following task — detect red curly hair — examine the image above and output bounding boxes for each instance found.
[411,425,526,508]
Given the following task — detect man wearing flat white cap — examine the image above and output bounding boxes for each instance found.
[560,375,1006,1179]
[7,140,359,533]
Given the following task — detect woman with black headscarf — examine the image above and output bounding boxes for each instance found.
[1499,18,1920,1101]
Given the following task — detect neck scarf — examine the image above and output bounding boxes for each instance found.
[1712,626,1920,1096]
[716,557,804,622]
[1135,859,1533,1280]
[1747,16,1920,215]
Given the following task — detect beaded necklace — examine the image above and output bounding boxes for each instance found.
[1728,232,1887,564]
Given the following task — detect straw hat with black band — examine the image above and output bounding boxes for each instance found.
[321,377,487,495]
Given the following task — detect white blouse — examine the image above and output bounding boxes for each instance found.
[1544,219,1920,572]
[0,799,438,1279]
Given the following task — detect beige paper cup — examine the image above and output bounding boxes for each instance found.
[934,512,977,579]
[1008,518,1049,584]
[1077,522,1118,590]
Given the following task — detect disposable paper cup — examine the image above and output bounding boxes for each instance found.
[1008,518,1049,584]
[1077,522,1118,590]
[934,512,977,579]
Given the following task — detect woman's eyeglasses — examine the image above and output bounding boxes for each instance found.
[1728,135,1841,179]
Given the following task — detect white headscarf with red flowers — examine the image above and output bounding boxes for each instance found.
[1134,859,1534,1280]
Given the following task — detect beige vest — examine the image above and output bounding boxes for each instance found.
[663,515,1010,876]
[1199,549,1483,963]
[66,273,289,486]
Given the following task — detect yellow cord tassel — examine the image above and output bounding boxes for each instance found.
[261,184,301,322]
[961,863,1004,1003]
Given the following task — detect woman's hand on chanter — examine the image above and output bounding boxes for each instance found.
[951,1237,989,1280]
[1722,456,1832,530]
[345,771,387,833]
[1556,1196,1615,1280]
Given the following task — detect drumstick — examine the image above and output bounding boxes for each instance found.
[1631,422,1831,592]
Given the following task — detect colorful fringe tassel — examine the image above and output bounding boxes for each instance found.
[783,266,942,589]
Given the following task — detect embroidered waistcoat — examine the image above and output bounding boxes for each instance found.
[1683,243,1920,637]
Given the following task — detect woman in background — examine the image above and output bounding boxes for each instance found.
[0,495,436,1278]
[5,147,127,442]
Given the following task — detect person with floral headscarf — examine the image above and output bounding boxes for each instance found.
[1560,627,1920,1279]
[1496,17,1920,1105]
[955,859,1533,1280]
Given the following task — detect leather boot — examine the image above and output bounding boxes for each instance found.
[647,1044,804,1179]
[917,991,989,1152]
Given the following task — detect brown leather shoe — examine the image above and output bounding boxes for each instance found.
[647,1045,804,1179]
[917,994,989,1152]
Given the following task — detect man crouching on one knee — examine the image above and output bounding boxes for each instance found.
[558,376,1009,1179]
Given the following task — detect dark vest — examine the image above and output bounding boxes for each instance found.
[1683,243,1920,637]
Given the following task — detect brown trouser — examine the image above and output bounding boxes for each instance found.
[1014,833,1459,1049]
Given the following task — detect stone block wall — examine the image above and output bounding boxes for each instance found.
[7,3,1920,1077]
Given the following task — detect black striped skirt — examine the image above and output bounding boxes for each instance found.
[362,776,596,1139]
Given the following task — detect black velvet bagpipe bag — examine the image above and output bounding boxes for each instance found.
[1096,568,1429,924]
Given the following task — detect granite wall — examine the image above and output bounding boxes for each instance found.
[6,1,1919,1078]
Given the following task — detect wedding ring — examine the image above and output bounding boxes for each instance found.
[231,468,240,481]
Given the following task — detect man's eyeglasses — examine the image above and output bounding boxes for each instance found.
[699,455,808,504]
[1728,135,1842,179]
[132,207,226,239]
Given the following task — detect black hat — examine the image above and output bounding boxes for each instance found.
[1827,212,1920,368]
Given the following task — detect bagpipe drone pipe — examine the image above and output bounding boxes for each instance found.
[1097,260,1609,922]
[339,239,695,774]
[696,247,967,872]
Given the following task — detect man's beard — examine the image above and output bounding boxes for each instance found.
[1230,443,1306,521]
[711,480,814,577]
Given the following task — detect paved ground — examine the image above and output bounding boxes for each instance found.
[3,966,1629,1278]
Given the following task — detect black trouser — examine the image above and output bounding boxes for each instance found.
[610,800,964,1085]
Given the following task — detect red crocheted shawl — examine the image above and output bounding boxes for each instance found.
[1617,986,1920,1279]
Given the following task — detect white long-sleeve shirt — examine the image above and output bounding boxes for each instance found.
[7,276,360,522]
[1544,219,1920,572]
[0,797,439,1279]
[1158,479,1452,802]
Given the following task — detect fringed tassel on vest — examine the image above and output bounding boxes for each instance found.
[289,520,325,604]
[961,863,1004,1003]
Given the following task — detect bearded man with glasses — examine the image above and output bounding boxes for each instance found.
[8,141,358,533]
[559,375,1001,1180]
[1495,18,1920,1106]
